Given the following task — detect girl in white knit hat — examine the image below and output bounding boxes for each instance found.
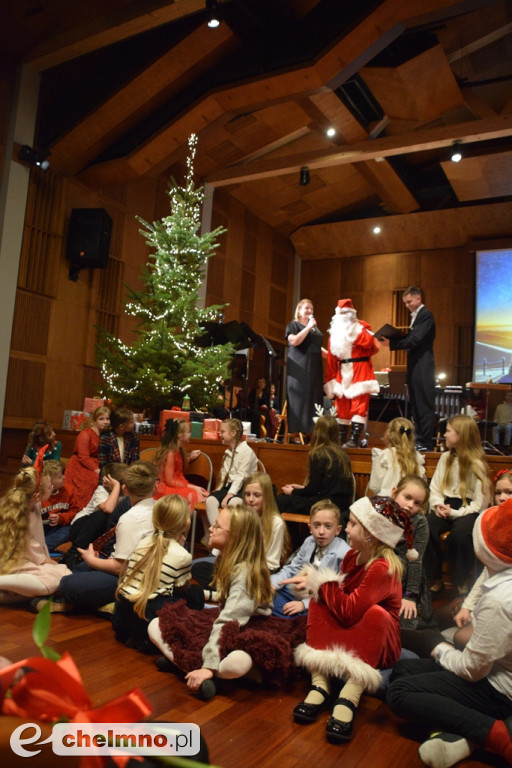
[282,494,417,744]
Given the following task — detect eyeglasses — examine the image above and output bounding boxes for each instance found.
[211,522,229,532]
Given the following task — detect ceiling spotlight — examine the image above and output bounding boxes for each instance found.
[18,144,51,170]
[299,166,310,186]
[326,127,336,138]
[451,141,462,163]
[373,225,381,234]
[206,0,220,27]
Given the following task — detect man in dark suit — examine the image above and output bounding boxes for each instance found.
[383,286,436,451]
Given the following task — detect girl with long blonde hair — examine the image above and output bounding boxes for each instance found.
[243,472,291,571]
[0,466,70,602]
[148,505,277,699]
[114,494,202,652]
[369,417,426,496]
[426,413,491,594]
[204,417,257,525]
[154,418,208,510]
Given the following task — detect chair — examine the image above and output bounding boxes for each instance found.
[256,457,266,474]
[186,451,214,557]
[273,400,289,443]
[139,447,157,463]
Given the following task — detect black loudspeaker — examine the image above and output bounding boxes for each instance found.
[66,208,112,270]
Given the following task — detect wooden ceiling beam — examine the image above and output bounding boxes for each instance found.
[74,0,485,186]
[205,114,512,186]
[50,24,237,176]
[24,0,206,71]
[355,160,419,213]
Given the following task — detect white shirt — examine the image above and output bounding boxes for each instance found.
[113,497,155,561]
[429,451,486,518]
[435,569,512,699]
[409,303,424,328]
[218,441,258,496]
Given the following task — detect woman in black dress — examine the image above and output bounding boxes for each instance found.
[285,298,324,435]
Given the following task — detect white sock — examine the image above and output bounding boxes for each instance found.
[217,650,253,679]
[147,618,175,662]
[205,497,220,525]
[419,733,474,768]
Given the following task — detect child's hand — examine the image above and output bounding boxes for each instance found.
[399,598,418,620]
[189,450,201,461]
[185,667,213,690]
[48,513,60,526]
[103,474,120,491]
[280,574,309,592]
[77,543,99,566]
[435,504,450,518]
[282,600,305,616]
[281,484,294,495]
[21,454,32,466]
[454,607,472,628]
[220,493,234,508]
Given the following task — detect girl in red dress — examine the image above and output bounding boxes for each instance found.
[64,406,111,511]
[154,419,208,510]
[283,494,416,745]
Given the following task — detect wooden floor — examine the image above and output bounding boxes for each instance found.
[0,602,502,768]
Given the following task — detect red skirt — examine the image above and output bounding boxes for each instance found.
[158,600,306,683]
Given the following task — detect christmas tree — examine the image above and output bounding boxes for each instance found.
[96,134,233,412]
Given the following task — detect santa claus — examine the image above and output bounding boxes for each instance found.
[324,299,380,447]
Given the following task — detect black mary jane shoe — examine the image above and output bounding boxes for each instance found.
[325,697,356,744]
[155,656,179,674]
[293,685,330,724]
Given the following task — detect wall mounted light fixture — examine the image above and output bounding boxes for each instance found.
[18,145,51,170]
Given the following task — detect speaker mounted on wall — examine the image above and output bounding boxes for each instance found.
[66,208,113,281]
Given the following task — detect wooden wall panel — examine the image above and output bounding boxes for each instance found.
[4,358,45,419]
[11,291,51,355]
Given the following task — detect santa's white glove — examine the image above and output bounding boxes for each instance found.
[324,379,336,398]
[332,381,343,398]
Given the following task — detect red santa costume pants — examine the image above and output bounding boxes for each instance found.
[335,392,370,422]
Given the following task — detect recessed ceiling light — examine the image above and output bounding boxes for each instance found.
[326,127,336,138]
[373,225,381,234]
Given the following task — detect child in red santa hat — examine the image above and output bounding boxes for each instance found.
[387,497,512,768]
[324,299,380,448]
[282,494,417,744]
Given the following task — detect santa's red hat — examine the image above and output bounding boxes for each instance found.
[336,299,354,313]
[473,499,512,571]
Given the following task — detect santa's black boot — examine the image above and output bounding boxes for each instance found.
[343,422,364,448]
[339,424,349,444]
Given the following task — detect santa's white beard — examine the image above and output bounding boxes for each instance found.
[329,311,361,359]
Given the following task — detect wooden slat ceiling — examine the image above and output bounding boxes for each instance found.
[4,0,512,254]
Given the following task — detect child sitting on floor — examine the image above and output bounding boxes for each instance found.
[271,499,349,618]
[41,460,80,552]
[0,461,70,603]
[283,495,415,745]
[114,494,203,652]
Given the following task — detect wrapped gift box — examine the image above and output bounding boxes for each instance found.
[203,418,221,434]
[159,409,191,431]
[83,397,106,414]
[202,431,220,440]
[63,410,88,430]
[190,421,203,438]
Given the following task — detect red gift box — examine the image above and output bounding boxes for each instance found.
[83,397,106,414]
[159,409,191,431]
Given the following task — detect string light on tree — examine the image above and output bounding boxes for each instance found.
[96,134,233,411]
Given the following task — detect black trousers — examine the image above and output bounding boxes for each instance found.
[425,511,479,586]
[407,362,435,447]
[387,657,512,746]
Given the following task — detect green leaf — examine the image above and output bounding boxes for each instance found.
[32,598,52,649]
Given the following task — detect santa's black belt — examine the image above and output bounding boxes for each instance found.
[339,356,370,364]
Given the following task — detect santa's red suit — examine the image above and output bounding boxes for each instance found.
[324,299,379,447]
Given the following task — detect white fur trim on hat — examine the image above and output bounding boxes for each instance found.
[294,642,382,693]
[350,496,403,549]
[291,563,344,602]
